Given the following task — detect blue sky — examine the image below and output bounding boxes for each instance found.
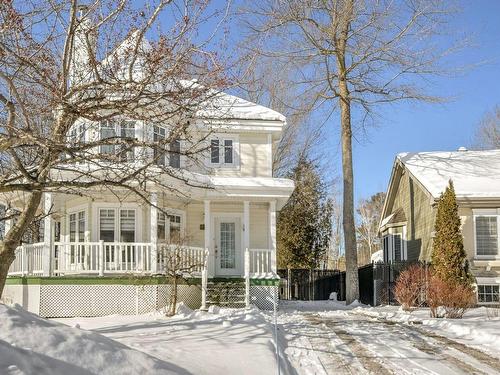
[347,1,500,201]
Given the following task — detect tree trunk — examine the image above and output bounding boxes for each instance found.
[0,191,43,298]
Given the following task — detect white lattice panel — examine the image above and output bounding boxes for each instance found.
[39,284,159,318]
[250,286,278,311]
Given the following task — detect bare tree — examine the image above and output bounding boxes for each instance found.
[239,0,461,303]
[472,105,500,149]
[356,192,385,266]
[0,0,232,297]
[158,235,205,316]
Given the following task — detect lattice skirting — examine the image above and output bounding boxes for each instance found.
[3,283,202,318]
[3,279,277,316]
[249,285,278,311]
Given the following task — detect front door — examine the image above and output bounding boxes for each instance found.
[215,216,242,276]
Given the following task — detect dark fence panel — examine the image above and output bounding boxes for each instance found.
[278,269,343,301]
[278,265,374,305]
[373,261,429,305]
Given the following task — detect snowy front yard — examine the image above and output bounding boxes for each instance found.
[1,301,500,374]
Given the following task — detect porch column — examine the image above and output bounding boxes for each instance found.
[202,200,211,310]
[269,200,277,274]
[150,192,158,274]
[42,192,53,276]
[204,200,212,275]
[243,201,250,307]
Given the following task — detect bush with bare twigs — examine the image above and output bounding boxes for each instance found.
[427,276,476,319]
[394,264,430,311]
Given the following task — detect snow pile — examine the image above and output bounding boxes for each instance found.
[0,303,180,375]
[280,299,368,313]
[370,249,383,262]
[56,306,283,375]
[358,305,500,357]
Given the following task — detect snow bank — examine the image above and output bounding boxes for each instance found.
[55,306,282,375]
[280,299,368,313]
[0,303,181,374]
[357,305,500,358]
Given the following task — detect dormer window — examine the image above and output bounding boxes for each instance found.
[209,135,238,167]
[100,120,136,161]
[153,125,181,168]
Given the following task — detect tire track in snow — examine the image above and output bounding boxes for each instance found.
[307,315,393,374]
[357,313,500,374]
[309,313,490,374]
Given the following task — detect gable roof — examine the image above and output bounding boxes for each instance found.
[397,149,500,199]
[102,33,286,124]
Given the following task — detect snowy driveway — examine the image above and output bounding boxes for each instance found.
[280,307,500,375]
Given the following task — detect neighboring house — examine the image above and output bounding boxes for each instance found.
[2,16,294,318]
[379,148,500,305]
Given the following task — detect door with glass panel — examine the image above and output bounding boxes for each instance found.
[68,211,86,270]
[214,216,242,276]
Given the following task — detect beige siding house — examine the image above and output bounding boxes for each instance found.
[380,149,500,305]
[2,20,294,316]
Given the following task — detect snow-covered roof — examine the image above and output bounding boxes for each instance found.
[397,149,500,199]
[196,91,286,123]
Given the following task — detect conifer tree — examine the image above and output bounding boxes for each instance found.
[277,156,333,269]
[431,181,473,286]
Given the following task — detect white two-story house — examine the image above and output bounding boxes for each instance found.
[2,14,294,317]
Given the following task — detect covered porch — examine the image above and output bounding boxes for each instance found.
[6,190,282,309]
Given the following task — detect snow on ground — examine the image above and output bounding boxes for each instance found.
[277,301,500,375]
[0,303,183,375]
[55,303,285,375]
[3,300,500,375]
[358,304,500,359]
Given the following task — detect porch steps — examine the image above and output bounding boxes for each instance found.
[206,280,246,308]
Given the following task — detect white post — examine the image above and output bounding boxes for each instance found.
[99,240,105,276]
[269,200,277,274]
[245,248,250,308]
[201,267,208,310]
[243,201,250,307]
[150,192,158,274]
[43,193,53,276]
[204,200,212,276]
[202,200,211,309]
[21,245,26,276]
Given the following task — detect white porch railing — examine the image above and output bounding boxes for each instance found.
[248,248,274,277]
[8,242,207,277]
[158,244,206,274]
[8,243,45,276]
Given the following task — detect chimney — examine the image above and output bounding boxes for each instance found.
[457,146,468,152]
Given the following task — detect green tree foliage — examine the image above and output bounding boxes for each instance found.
[431,181,473,286]
[277,157,333,269]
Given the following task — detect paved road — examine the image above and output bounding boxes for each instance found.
[282,311,500,375]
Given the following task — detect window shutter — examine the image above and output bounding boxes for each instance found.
[211,139,220,163]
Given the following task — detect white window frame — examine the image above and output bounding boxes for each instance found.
[153,125,183,169]
[476,277,500,305]
[97,207,139,243]
[208,134,239,169]
[66,205,88,243]
[383,225,407,262]
[157,208,186,243]
[473,209,500,260]
[99,119,137,160]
